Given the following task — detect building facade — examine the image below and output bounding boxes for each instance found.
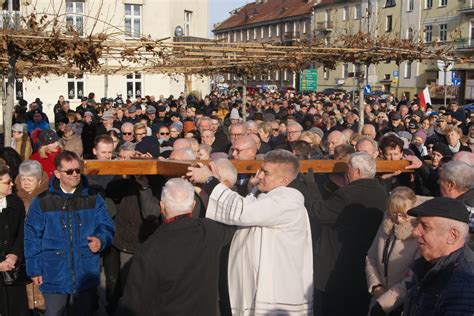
[212,0,317,91]
[3,0,210,120]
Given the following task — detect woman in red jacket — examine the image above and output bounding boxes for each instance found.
[30,130,62,178]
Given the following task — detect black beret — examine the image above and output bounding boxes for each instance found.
[407,197,469,224]
[432,142,452,157]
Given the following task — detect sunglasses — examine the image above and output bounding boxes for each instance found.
[160,132,170,135]
[272,128,279,131]
[59,168,81,175]
[122,132,133,135]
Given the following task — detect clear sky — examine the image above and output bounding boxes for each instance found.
[209,0,249,36]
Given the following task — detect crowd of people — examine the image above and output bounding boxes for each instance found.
[0,88,473,316]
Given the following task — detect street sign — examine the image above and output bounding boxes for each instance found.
[393,70,399,77]
[364,84,372,94]
[299,69,318,91]
[452,78,461,87]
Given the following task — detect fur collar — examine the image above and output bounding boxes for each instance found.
[382,216,416,240]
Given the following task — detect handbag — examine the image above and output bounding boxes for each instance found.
[2,263,31,286]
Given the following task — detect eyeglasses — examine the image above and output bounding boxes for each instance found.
[230,133,244,138]
[135,133,146,136]
[391,213,409,220]
[160,132,170,135]
[122,132,133,135]
[20,176,37,183]
[288,130,302,135]
[59,168,81,175]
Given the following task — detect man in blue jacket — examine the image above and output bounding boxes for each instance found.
[24,150,115,316]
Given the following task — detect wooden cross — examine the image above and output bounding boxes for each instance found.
[83,160,412,176]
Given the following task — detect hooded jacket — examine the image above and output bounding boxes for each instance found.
[24,175,115,294]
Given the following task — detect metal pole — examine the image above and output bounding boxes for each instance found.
[104,58,108,98]
[358,64,364,133]
[4,0,16,146]
[242,78,247,123]
[444,66,447,107]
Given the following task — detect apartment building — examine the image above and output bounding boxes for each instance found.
[3,0,210,119]
[212,0,317,90]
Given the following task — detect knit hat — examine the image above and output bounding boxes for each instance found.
[432,142,452,157]
[309,127,324,140]
[39,129,60,146]
[135,136,160,158]
[170,122,183,134]
[230,108,242,121]
[12,123,26,133]
[413,130,427,144]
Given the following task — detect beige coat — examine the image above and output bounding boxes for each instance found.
[365,214,419,313]
[63,133,83,158]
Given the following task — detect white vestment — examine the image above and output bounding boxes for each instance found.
[206,184,313,315]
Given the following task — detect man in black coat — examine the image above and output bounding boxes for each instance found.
[307,152,388,316]
[404,198,474,316]
[117,178,234,316]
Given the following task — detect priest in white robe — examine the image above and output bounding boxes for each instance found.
[187,150,313,315]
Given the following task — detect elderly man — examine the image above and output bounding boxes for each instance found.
[117,178,235,316]
[120,122,134,143]
[361,124,377,140]
[439,160,474,247]
[307,152,388,316]
[187,150,313,315]
[355,136,379,159]
[230,135,258,196]
[326,130,349,157]
[404,198,474,315]
[286,121,303,145]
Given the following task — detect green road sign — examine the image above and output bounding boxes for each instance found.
[300,69,318,91]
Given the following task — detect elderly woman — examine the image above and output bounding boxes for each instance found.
[11,123,32,161]
[62,123,83,158]
[445,126,471,154]
[15,160,48,313]
[299,130,324,159]
[365,187,421,316]
[0,164,29,316]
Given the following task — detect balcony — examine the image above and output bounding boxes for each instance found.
[456,38,474,50]
[458,0,474,12]
[282,31,306,44]
[315,21,334,32]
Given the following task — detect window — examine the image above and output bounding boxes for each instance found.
[246,29,250,41]
[343,6,349,21]
[124,4,141,38]
[260,27,264,39]
[324,69,329,79]
[439,0,447,6]
[276,24,280,36]
[67,74,84,100]
[302,21,306,34]
[275,70,279,80]
[5,78,24,100]
[425,0,433,9]
[325,10,330,23]
[233,32,236,42]
[407,0,414,11]
[184,10,192,36]
[268,25,272,37]
[126,73,142,99]
[407,27,414,40]
[293,21,297,36]
[240,30,243,41]
[342,64,349,78]
[385,0,396,7]
[283,69,288,81]
[267,71,271,81]
[424,25,433,42]
[404,62,412,78]
[354,4,362,19]
[284,22,288,33]
[66,1,84,35]
[2,0,20,11]
[439,24,447,42]
[386,15,393,32]
[253,28,257,39]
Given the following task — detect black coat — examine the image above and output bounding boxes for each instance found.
[0,195,29,316]
[117,217,235,316]
[309,178,388,315]
[404,246,474,316]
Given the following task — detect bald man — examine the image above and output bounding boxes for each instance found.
[231,135,258,196]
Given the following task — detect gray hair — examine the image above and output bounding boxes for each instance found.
[118,141,136,152]
[287,121,303,131]
[264,149,300,179]
[213,158,238,188]
[161,178,195,214]
[438,217,470,242]
[356,136,379,152]
[349,152,376,179]
[19,160,43,180]
[440,160,474,192]
[170,148,196,160]
[197,116,212,128]
[121,122,134,132]
[229,122,246,133]
[245,120,258,130]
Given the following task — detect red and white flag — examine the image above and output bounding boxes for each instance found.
[418,87,431,110]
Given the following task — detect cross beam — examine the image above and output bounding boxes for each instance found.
[83,160,412,176]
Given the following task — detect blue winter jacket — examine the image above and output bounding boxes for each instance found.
[24,176,115,294]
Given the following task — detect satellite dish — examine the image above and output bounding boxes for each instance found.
[175,26,184,37]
